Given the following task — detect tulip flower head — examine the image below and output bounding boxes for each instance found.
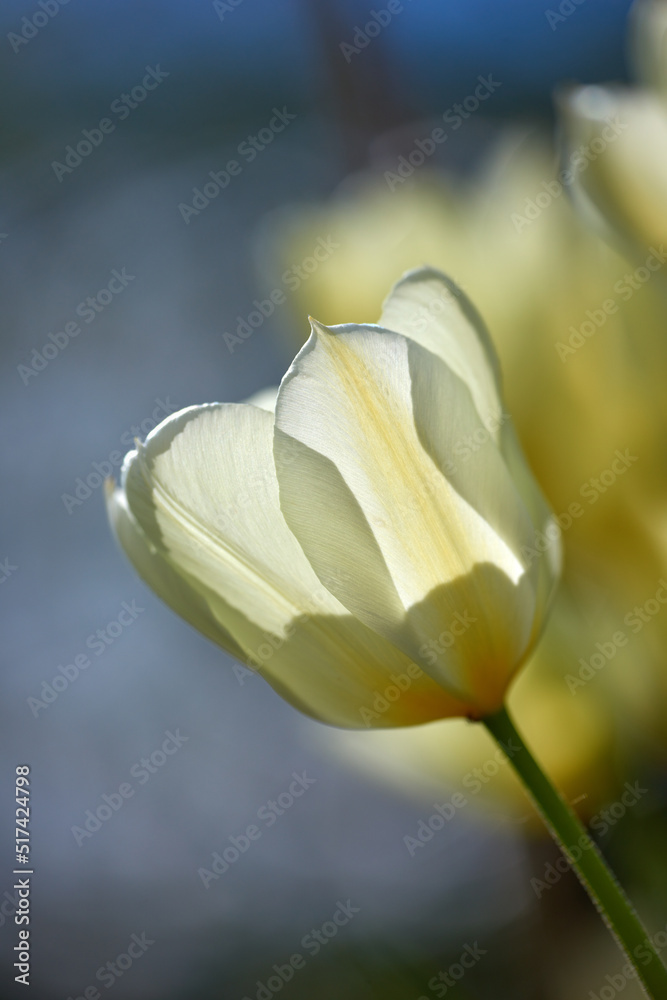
[107,268,560,728]
[560,0,667,255]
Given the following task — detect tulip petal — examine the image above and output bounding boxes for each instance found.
[631,0,667,96]
[560,86,667,251]
[378,266,503,436]
[499,422,561,631]
[115,403,466,727]
[379,266,561,633]
[106,481,247,661]
[274,323,539,708]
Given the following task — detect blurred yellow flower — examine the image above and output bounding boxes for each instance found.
[260,135,667,815]
[559,0,667,255]
[107,268,559,728]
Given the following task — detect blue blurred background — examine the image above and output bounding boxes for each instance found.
[0,1,644,998]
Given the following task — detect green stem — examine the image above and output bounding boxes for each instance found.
[482,704,667,999]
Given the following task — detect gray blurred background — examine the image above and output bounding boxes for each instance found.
[0,0,641,997]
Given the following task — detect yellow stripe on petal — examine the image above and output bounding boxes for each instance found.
[275,322,539,706]
[379,266,561,644]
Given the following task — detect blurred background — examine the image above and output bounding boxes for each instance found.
[3,0,667,997]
